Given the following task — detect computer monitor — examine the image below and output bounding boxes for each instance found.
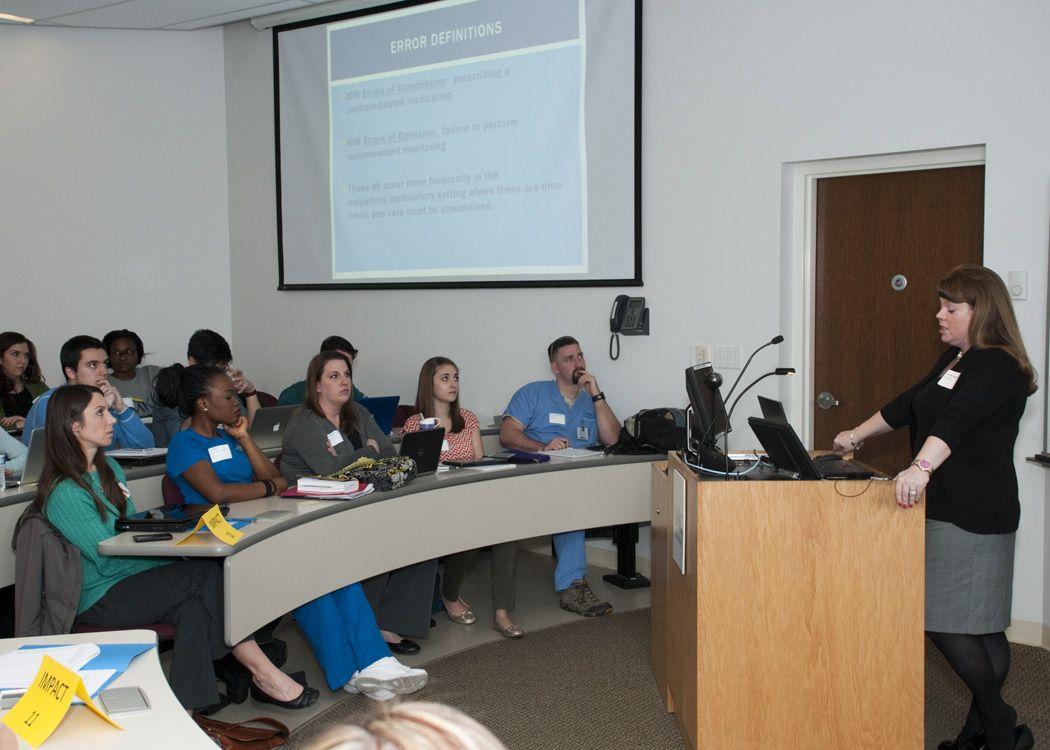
[684,365,730,448]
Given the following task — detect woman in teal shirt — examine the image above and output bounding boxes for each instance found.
[36,384,317,712]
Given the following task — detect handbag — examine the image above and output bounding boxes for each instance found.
[323,455,418,491]
[192,715,290,750]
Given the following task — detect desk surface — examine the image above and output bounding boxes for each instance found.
[0,630,212,750]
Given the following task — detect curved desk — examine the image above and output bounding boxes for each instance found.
[0,629,213,749]
[99,454,658,645]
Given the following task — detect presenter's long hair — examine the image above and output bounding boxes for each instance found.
[0,331,45,394]
[35,385,126,521]
[414,357,464,433]
[305,351,359,436]
[938,264,1037,395]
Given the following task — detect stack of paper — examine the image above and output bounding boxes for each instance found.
[297,477,360,494]
[0,644,100,691]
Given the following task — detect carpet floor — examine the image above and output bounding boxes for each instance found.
[286,609,1050,749]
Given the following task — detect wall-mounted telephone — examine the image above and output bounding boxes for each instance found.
[609,294,649,360]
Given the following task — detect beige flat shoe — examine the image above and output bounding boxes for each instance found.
[444,599,477,625]
[490,616,524,638]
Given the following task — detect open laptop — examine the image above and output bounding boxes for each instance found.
[356,396,400,435]
[399,427,445,474]
[115,503,231,533]
[4,428,46,488]
[248,405,300,451]
[748,417,875,480]
[757,396,788,424]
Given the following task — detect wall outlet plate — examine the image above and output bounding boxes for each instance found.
[694,344,712,366]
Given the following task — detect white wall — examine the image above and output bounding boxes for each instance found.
[224,1,1050,629]
[0,26,232,381]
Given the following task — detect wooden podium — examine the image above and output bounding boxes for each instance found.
[650,453,924,749]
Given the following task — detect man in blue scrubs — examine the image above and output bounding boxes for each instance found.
[500,336,621,616]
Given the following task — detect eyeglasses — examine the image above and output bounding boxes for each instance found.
[109,349,137,358]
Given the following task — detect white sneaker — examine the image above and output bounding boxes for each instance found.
[349,656,427,697]
[343,680,397,701]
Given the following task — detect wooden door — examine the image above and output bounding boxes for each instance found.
[813,166,984,474]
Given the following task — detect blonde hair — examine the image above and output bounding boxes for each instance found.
[938,264,1037,395]
[306,702,506,750]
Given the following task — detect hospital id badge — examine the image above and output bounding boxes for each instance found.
[576,424,589,441]
[937,370,961,389]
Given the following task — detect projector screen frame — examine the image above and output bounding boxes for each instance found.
[272,0,643,291]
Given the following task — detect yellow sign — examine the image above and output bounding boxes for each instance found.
[176,504,243,546]
[1,655,122,747]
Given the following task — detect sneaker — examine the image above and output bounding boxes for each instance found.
[559,579,613,617]
[347,657,428,697]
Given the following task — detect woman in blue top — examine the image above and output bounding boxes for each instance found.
[157,364,427,701]
[36,384,313,712]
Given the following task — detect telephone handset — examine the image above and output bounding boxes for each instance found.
[609,295,648,360]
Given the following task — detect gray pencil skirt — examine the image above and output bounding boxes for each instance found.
[925,519,1015,634]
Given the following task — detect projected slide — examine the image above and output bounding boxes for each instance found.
[327,0,586,279]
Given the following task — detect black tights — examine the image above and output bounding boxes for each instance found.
[927,630,1015,749]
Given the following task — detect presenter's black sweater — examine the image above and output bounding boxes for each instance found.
[880,346,1030,534]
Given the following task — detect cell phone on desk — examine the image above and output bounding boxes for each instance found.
[133,532,173,543]
[99,686,150,715]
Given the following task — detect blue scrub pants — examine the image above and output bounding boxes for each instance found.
[293,582,391,691]
[553,530,588,591]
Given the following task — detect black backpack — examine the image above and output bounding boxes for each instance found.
[607,408,687,454]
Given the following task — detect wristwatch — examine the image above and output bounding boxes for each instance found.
[912,458,933,474]
[592,391,606,403]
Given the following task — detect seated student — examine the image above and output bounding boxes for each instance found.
[1,426,28,477]
[103,329,160,418]
[36,384,314,712]
[151,329,262,447]
[403,357,522,638]
[22,336,154,450]
[280,352,436,655]
[158,363,427,700]
[0,331,47,432]
[499,336,621,617]
[279,336,365,405]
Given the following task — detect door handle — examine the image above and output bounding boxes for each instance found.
[817,391,840,410]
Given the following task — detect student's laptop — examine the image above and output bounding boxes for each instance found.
[757,396,788,424]
[748,417,875,480]
[248,405,300,451]
[356,396,400,435]
[115,503,231,533]
[399,427,445,474]
[4,428,46,488]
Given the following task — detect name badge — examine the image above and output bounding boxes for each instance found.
[441,439,450,452]
[937,370,961,390]
[208,444,233,463]
[327,429,344,447]
[577,424,589,441]
[549,413,566,425]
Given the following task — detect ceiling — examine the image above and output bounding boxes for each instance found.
[0,0,350,30]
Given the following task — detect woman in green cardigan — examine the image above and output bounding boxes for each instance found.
[36,384,318,712]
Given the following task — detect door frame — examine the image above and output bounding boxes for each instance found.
[780,144,986,446]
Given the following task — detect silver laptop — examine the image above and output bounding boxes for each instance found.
[4,428,46,488]
[248,405,300,451]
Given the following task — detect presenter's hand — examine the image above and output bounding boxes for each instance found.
[100,381,126,413]
[225,415,250,440]
[893,464,928,508]
[831,431,854,454]
[544,437,570,450]
[0,415,24,431]
[575,371,600,397]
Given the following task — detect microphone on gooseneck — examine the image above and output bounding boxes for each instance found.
[722,335,784,406]
[698,335,784,450]
[721,367,795,478]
